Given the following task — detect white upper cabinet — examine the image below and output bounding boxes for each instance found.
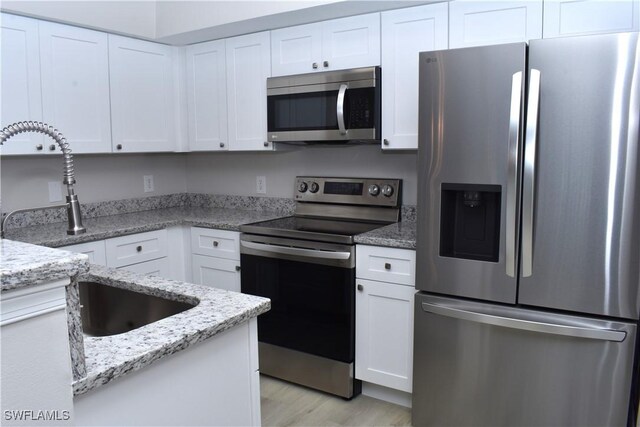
[185,40,228,151]
[271,23,322,76]
[39,22,111,154]
[543,0,640,38]
[108,35,176,153]
[381,3,448,150]
[321,13,381,71]
[0,13,44,155]
[226,31,272,151]
[449,1,543,48]
[271,13,380,77]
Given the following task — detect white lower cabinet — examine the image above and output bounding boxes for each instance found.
[355,278,415,393]
[190,227,242,292]
[117,258,170,277]
[61,240,107,266]
[191,254,241,293]
[356,245,415,395]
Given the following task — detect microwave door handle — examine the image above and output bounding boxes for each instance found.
[337,84,348,135]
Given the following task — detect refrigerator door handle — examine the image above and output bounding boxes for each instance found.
[522,69,541,277]
[506,71,523,278]
[421,301,627,342]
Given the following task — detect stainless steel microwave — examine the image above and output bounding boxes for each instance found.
[267,67,381,143]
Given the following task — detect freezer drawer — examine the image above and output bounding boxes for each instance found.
[412,293,637,427]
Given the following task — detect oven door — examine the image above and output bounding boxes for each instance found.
[267,72,380,143]
[240,234,355,363]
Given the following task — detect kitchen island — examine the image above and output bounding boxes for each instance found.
[1,238,270,426]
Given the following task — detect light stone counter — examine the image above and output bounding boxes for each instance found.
[72,265,270,396]
[0,239,89,292]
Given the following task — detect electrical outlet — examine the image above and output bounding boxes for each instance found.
[143,175,155,193]
[48,181,63,202]
[256,176,267,194]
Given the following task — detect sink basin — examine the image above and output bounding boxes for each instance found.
[79,281,196,337]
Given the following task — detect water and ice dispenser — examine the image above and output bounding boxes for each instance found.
[439,184,501,262]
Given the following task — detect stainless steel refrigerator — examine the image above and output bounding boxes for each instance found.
[414,32,640,427]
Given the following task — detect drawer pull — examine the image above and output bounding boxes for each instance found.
[384,263,391,270]
[323,60,329,68]
[116,144,123,150]
[36,144,43,151]
[49,144,56,151]
[136,245,142,252]
[357,284,363,291]
[213,241,219,247]
[235,265,241,272]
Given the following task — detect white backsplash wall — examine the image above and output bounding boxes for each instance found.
[0,154,188,212]
[186,144,418,205]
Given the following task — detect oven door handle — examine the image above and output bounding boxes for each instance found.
[241,240,351,260]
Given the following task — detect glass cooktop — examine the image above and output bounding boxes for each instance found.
[239,216,389,244]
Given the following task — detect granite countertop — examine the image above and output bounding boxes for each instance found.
[0,239,89,291]
[4,206,287,248]
[73,264,270,396]
[354,221,417,249]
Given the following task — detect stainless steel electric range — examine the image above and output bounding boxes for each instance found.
[240,176,401,399]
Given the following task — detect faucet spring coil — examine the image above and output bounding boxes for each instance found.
[0,121,76,185]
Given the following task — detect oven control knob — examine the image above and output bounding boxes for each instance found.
[309,182,320,193]
[381,184,394,197]
[298,182,308,193]
[368,184,380,196]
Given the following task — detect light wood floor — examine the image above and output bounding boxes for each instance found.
[260,375,412,427]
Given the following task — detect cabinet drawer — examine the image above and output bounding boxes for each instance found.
[356,245,416,286]
[190,227,240,260]
[117,257,170,277]
[106,229,168,268]
[61,240,107,266]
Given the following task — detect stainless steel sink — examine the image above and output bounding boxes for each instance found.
[79,281,196,337]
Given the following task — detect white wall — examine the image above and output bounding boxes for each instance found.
[1,146,416,213]
[186,145,418,205]
[0,154,187,211]
[1,1,157,39]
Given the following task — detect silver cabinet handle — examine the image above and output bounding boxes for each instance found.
[241,240,351,260]
[421,301,627,342]
[506,71,523,278]
[337,84,348,135]
[522,69,541,277]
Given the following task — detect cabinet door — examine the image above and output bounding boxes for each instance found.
[226,31,272,151]
[381,4,448,150]
[321,13,381,71]
[449,1,543,48]
[61,240,107,266]
[355,278,414,393]
[118,258,170,277]
[185,40,228,151]
[108,35,176,153]
[192,254,241,293]
[271,22,322,76]
[39,22,111,154]
[543,0,640,38]
[0,13,44,155]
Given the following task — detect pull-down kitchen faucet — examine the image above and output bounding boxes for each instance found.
[1,121,86,238]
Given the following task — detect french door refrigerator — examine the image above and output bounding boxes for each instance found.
[414,32,640,427]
